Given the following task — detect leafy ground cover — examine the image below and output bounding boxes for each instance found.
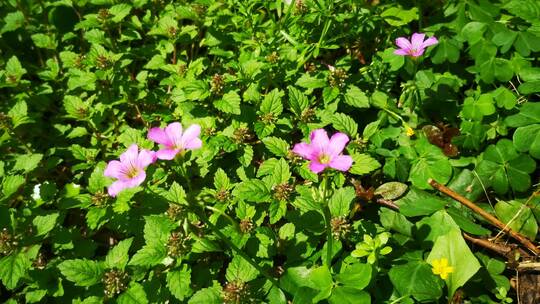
[1,0,540,303]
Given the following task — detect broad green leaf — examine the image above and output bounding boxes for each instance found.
[188,286,222,304]
[505,102,540,127]
[117,283,148,304]
[262,137,290,157]
[12,154,43,173]
[0,251,31,289]
[328,187,356,217]
[349,153,380,175]
[167,265,192,301]
[105,238,133,270]
[344,86,369,108]
[328,288,370,304]
[32,213,59,236]
[58,259,104,287]
[225,255,259,283]
[288,86,309,117]
[335,263,372,290]
[389,261,443,302]
[427,229,481,298]
[214,91,241,115]
[2,175,25,199]
[495,200,538,240]
[461,94,495,121]
[129,244,167,267]
[165,182,187,205]
[397,188,448,217]
[381,7,418,26]
[409,139,452,189]
[432,37,461,64]
[143,215,176,246]
[374,182,408,200]
[513,124,540,159]
[260,88,283,116]
[332,113,358,138]
[233,179,271,202]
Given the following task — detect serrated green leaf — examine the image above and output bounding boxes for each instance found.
[105,238,133,270]
[58,259,104,287]
[167,265,192,301]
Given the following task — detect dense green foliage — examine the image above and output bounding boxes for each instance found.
[1,0,540,303]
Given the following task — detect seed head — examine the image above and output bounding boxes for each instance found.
[102,269,129,298]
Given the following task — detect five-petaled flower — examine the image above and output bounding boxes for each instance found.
[104,144,156,197]
[292,129,353,174]
[431,258,454,280]
[147,122,202,160]
[394,33,438,57]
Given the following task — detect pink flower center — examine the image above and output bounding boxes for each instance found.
[318,154,331,164]
[125,166,140,179]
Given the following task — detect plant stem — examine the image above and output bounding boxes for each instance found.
[322,172,333,270]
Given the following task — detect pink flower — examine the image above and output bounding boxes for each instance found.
[394,33,438,57]
[104,144,156,197]
[293,129,353,174]
[147,122,202,160]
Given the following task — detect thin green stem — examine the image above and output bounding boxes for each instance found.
[322,172,333,270]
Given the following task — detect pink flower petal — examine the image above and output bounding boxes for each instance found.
[165,122,183,148]
[124,171,146,188]
[309,160,327,174]
[310,129,329,155]
[148,127,172,147]
[422,36,438,48]
[411,48,425,57]
[108,180,128,197]
[156,148,179,160]
[395,37,412,50]
[119,144,139,164]
[184,138,202,150]
[329,155,353,172]
[327,132,349,157]
[181,124,201,150]
[104,160,124,179]
[137,150,156,168]
[411,33,426,50]
[293,142,314,160]
[394,49,410,56]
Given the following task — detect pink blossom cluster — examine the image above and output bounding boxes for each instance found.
[104,122,202,197]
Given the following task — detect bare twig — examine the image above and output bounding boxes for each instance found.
[428,179,540,256]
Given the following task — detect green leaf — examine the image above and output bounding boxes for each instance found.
[513,124,540,159]
[461,94,495,121]
[5,56,27,82]
[129,244,167,267]
[288,86,309,117]
[225,255,259,282]
[165,182,187,205]
[328,187,356,217]
[214,168,231,190]
[374,182,408,200]
[381,7,418,26]
[214,91,241,115]
[188,286,222,304]
[397,188,448,217]
[58,259,104,287]
[335,263,372,290]
[432,37,461,64]
[296,73,326,89]
[31,33,57,49]
[495,200,538,240]
[427,229,481,298]
[13,154,43,173]
[389,261,443,302]
[349,153,381,175]
[109,4,132,23]
[8,100,32,128]
[2,175,25,199]
[271,158,291,185]
[32,213,59,236]
[143,215,176,246]
[262,137,290,157]
[105,238,133,270]
[329,288,370,304]
[63,95,90,119]
[332,113,358,138]
[505,102,540,127]
[88,163,108,194]
[343,86,369,108]
[117,283,148,304]
[233,179,271,202]
[409,138,452,189]
[0,251,31,289]
[479,139,536,194]
[167,265,192,301]
[260,88,283,115]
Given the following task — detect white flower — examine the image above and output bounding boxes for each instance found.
[32,184,41,200]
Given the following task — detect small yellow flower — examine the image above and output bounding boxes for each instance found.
[405,126,415,137]
[431,258,454,280]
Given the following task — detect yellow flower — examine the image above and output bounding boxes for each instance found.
[405,126,415,137]
[431,258,454,280]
